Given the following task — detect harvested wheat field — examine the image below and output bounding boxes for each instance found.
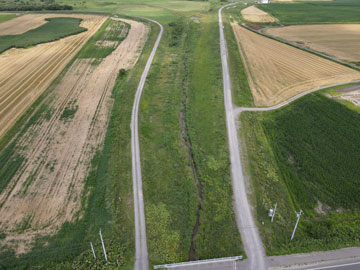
[241,6,276,23]
[0,18,148,253]
[0,14,107,138]
[265,24,360,63]
[231,23,360,106]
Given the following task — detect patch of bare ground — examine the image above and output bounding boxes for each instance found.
[231,23,360,106]
[0,14,107,138]
[241,6,276,23]
[265,24,360,63]
[0,18,149,254]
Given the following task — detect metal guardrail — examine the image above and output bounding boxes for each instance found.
[153,255,243,269]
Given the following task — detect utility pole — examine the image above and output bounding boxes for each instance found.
[90,241,96,259]
[271,202,277,223]
[99,229,108,262]
[291,210,303,240]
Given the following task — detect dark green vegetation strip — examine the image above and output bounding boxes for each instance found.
[223,8,253,107]
[0,17,86,54]
[259,0,360,25]
[77,18,129,59]
[241,93,360,255]
[0,17,157,270]
[0,14,16,23]
[140,10,242,265]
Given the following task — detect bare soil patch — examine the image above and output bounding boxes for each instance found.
[265,24,360,63]
[231,23,360,106]
[241,6,276,23]
[0,17,148,254]
[0,14,107,138]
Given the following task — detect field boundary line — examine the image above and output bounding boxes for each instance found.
[240,23,360,72]
[130,16,163,270]
[235,80,360,115]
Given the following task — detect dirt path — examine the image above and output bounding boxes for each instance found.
[219,5,267,270]
[131,17,163,270]
[0,17,148,254]
[0,14,107,138]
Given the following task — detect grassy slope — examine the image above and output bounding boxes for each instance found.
[223,7,253,107]
[0,17,158,270]
[0,14,16,23]
[259,0,360,25]
[139,7,242,265]
[240,92,360,255]
[0,17,86,54]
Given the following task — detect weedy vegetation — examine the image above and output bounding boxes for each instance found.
[240,91,360,255]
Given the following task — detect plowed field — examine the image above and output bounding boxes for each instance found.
[0,18,148,254]
[241,6,276,23]
[231,23,360,106]
[265,24,360,63]
[0,14,106,138]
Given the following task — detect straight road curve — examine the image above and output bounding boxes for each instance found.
[131,18,163,270]
[219,4,267,270]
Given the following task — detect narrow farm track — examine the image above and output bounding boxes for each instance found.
[219,4,266,270]
[235,80,360,115]
[0,17,149,254]
[0,14,107,138]
[131,17,163,270]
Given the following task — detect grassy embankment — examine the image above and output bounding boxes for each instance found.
[223,5,253,107]
[240,90,360,255]
[0,17,86,53]
[139,6,242,265]
[259,0,360,25]
[0,13,16,23]
[0,16,154,270]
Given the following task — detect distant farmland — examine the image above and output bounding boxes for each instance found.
[231,23,360,106]
[265,24,360,65]
[0,14,106,138]
[241,6,276,23]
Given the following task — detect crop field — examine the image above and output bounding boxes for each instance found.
[259,0,360,25]
[0,14,106,138]
[0,17,87,53]
[0,15,147,259]
[241,6,276,23]
[77,18,130,59]
[240,92,360,255]
[231,23,360,106]
[265,24,360,65]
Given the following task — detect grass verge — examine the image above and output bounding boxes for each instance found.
[140,8,242,265]
[223,7,253,107]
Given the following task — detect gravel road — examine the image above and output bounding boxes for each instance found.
[131,18,163,270]
[219,4,267,270]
